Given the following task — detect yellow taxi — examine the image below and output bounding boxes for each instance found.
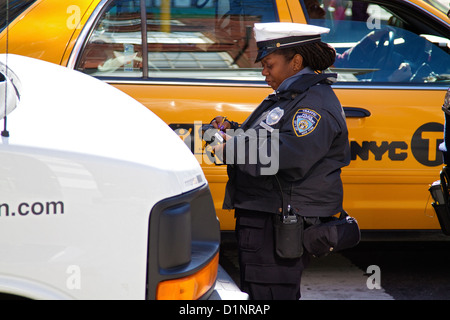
[1,0,449,232]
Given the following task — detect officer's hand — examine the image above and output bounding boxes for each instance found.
[212,142,226,163]
[211,116,231,131]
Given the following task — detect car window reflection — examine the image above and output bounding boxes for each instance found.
[76,0,278,82]
[306,0,450,85]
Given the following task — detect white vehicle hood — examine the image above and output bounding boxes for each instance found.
[0,54,205,194]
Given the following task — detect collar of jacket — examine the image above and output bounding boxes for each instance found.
[269,73,337,101]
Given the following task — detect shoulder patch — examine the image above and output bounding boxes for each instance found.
[292,108,321,137]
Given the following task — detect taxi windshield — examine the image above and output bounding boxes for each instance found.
[423,0,450,15]
[0,0,37,32]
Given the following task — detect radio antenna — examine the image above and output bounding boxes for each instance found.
[1,0,9,139]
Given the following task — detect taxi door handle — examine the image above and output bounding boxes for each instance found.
[343,107,371,118]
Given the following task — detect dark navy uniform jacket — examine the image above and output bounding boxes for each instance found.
[223,72,351,217]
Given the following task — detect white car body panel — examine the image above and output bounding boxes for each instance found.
[0,54,208,299]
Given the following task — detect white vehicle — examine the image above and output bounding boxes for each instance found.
[0,54,242,300]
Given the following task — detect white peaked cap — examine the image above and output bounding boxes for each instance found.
[254,22,330,62]
[254,22,330,42]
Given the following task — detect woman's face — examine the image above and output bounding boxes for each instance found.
[261,52,303,90]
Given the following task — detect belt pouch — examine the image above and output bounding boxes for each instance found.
[273,215,304,259]
[303,212,360,257]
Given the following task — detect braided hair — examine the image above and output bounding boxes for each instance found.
[276,41,336,72]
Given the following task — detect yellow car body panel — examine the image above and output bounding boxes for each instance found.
[0,0,97,65]
[340,88,444,230]
[1,0,449,232]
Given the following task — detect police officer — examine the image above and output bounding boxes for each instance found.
[211,22,351,300]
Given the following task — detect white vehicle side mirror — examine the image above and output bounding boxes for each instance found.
[0,72,19,120]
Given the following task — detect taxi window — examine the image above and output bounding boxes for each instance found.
[304,0,450,85]
[77,0,278,82]
[77,0,143,77]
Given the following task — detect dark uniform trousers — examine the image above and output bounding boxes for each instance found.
[235,208,310,300]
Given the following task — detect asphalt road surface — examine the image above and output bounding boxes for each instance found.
[219,231,450,300]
